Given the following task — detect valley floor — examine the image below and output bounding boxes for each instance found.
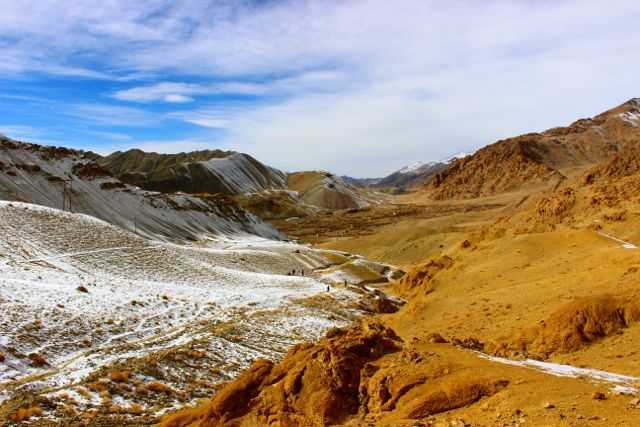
[203,189,640,427]
[314,192,640,426]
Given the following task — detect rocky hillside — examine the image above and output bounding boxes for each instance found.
[429,98,640,199]
[288,171,370,210]
[100,149,287,195]
[0,137,281,242]
[160,320,509,427]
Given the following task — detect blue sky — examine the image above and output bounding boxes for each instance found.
[0,1,639,177]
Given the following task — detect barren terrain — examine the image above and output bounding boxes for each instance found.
[156,100,640,427]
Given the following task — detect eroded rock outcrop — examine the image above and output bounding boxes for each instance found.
[160,320,402,427]
[393,256,454,296]
[160,320,509,427]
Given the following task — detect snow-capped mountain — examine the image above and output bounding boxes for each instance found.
[440,151,472,163]
[362,151,472,190]
[396,160,439,175]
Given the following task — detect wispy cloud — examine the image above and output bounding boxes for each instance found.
[111,71,349,103]
[111,82,200,103]
[69,104,160,127]
[0,125,43,141]
[167,103,251,129]
[88,130,133,142]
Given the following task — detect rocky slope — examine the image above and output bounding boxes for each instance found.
[496,147,640,233]
[429,98,640,199]
[100,149,287,195]
[287,171,370,210]
[0,137,281,242]
[101,150,374,215]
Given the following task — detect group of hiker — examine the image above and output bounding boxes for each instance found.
[286,268,305,276]
[285,267,335,292]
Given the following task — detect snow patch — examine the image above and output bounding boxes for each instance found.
[441,151,472,163]
[619,111,640,128]
[598,231,637,249]
[478,353,639,394]
[397,161,438,175]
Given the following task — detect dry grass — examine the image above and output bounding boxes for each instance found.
[110,369,133,383]
[28,352,47,367]
[10,406,43,422]
[490,294,640,358]
[145,381,175,396]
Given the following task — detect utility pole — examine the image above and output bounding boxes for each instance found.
[62,179,73,212]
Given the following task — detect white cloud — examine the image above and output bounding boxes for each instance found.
[1,1,640,175]
[111,82,200,103]
[164,94,193,103]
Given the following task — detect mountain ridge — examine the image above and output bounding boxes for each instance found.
[0,137,281,242]
[99,149,287,195]
[428,98,640,200]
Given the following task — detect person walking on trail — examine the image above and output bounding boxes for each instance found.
[326,285,330,292]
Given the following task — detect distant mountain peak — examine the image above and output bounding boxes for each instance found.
[397,160,438,175]
[440,151,471,163]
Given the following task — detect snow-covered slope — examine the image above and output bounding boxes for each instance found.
[0,201,398,420]
[0,138,281,242]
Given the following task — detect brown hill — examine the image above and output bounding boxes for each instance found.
[499,148,640,231]
[429,98,640,199]
[287,171,369,210]
[488,294,640,359]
